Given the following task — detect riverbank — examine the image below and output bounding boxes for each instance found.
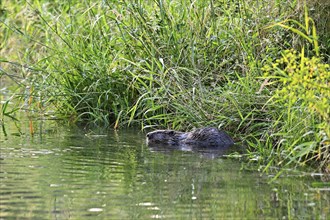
[1,0,329,173]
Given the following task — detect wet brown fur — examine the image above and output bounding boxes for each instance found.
[146,127,234,147]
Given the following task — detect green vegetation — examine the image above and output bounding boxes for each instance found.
[1,0,329,173]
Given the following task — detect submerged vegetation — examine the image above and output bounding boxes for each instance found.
[1,0,329,173]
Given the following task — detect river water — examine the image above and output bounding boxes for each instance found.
[0,118,329,219]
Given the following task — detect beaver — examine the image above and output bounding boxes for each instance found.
[146,127,234,148]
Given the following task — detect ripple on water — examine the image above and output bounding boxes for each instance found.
[1,123,329,220]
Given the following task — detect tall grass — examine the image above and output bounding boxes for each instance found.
[260,3,329,173]
[1,0,329,173]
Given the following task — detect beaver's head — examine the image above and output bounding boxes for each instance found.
[146,130,183,145]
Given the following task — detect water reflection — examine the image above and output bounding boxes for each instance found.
[0,119,329,219]
[148,142,244,159]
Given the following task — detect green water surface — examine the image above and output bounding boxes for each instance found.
[0,119,329,219]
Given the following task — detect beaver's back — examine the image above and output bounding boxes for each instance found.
[146,127,234,147]
[184,127,234,147]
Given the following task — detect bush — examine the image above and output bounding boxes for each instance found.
[263,49,329,171]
